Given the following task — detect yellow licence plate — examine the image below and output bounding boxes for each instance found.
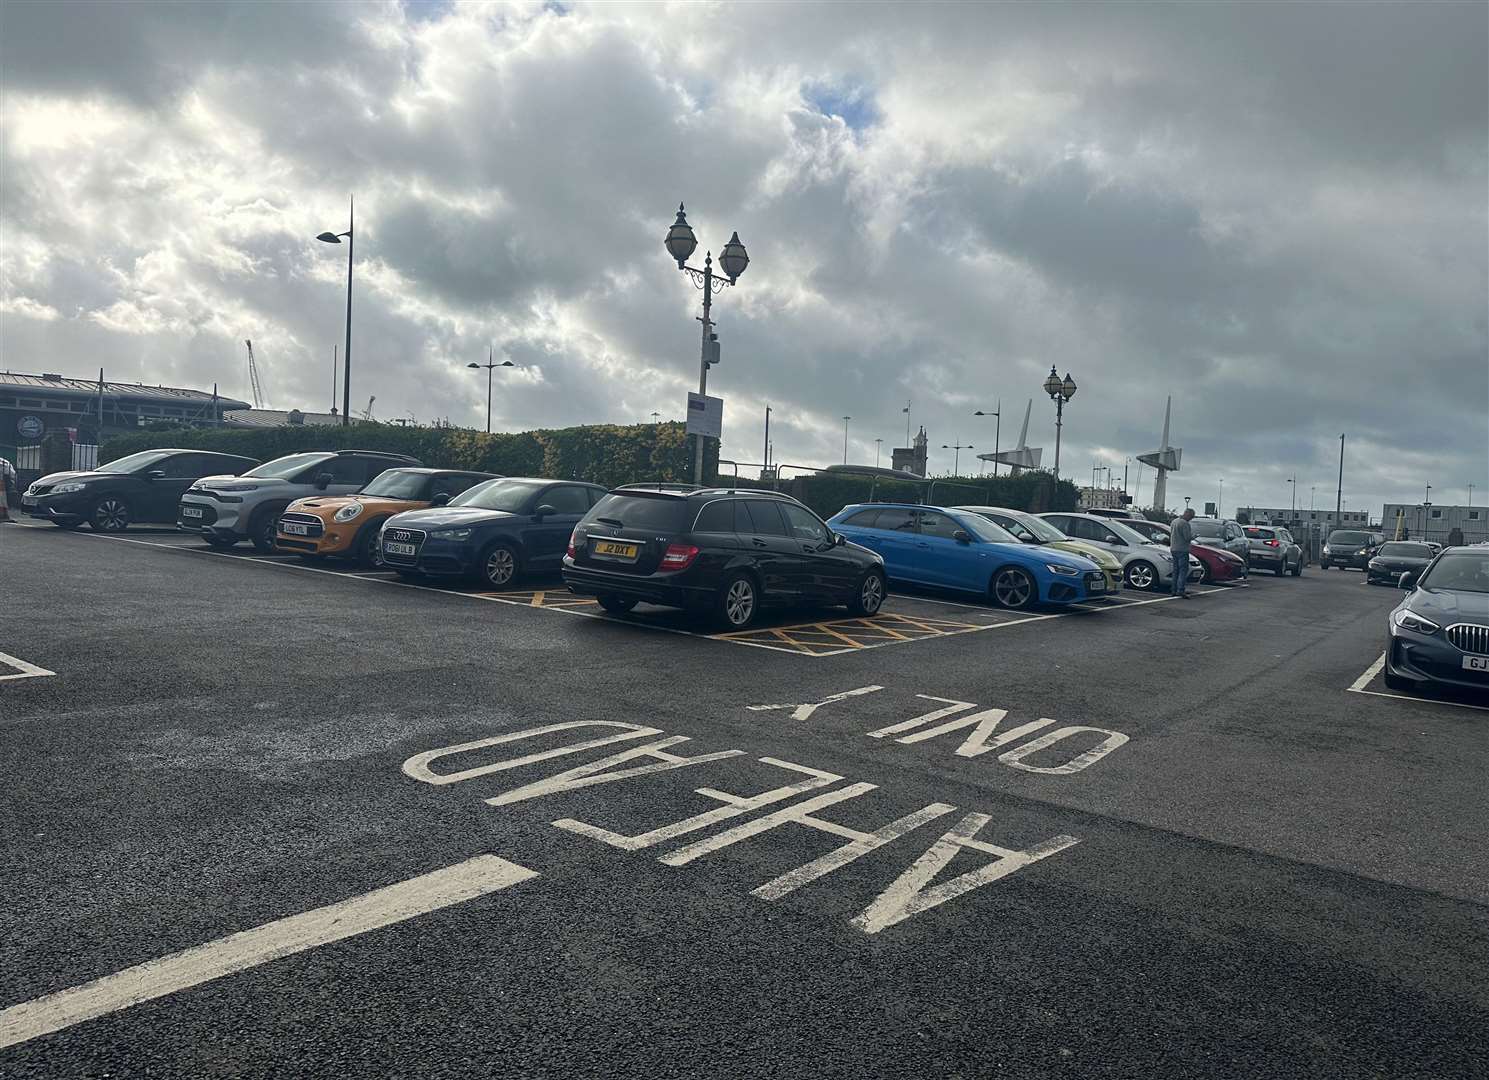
[594,540,639,559]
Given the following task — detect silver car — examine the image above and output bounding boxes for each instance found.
[1040,512,1202,591]
[1187,517,1250,565]
[1243,524,1303,576]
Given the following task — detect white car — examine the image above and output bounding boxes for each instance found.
[1039,512,1202,591]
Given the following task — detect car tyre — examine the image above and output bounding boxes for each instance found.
[1124,560,1158,591]
[1291,561,1303,577]
[1198,561,1214,585]
[479,541,520,589]
[597,594,638,614]
[846,569,887,616]
[249,506,284,553]
[88,496,131,532]
[990,566,1037,609]
[716,572,759,629]
[355,520,385,568]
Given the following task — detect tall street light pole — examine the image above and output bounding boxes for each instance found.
[974,402,1001,477]
[1287,474,1296,520]
[942,441,974,475]
[842,416,852,464]
[762,406,771,474]
[874,438,883,468]
[1334,433,1345,533]
[665,204,748,486]
[316,196,354,427]
[466,346,515,434]
[1043,367,1077,481]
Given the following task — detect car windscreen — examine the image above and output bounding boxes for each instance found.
[244,452,331,479]
[1420,553,1489,594]
[584,493,691,531]
[1379,542,1432,558]
[96,450,175,474]
[449,478,545,512]
[1121,521,1166,541]
[1102,519,1158,546]
[1189,520,1224,537]
[999,510,1066,544]
[955,513,1017,544]
[360,470,428,499]
[1328,531,1370,545]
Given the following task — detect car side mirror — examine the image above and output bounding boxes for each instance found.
[1399,571,1416,589]
[1104,534,1122,545]
[314,472,333,489]
[431,492,450,506]
[146,469,166,480]
[834,532,847,546]
[534,504,557,519]
[952,530,973,544]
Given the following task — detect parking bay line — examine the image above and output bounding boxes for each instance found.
[0,855,538,1050]
[0,650,56,682]
[1344,652,1489,714]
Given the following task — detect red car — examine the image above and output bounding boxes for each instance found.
[1117,518,1248,584]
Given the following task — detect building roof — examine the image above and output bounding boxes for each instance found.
[221,408,346,428]
[1,370,251,409]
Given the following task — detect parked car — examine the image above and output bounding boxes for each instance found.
[1244,524,1304,576]
[562,487,886,628]
[1321,529,1378,571]
[1117,518,1248,584]
[381,476,608,588]
[1187,517,1251,565]
[22,449,260,531]
[1367,541,1435,586]
[1039,512,1199,591]
[952,505,1124,593]
[829,503,1107,610]
[1385,547,1489,693]
[274,468,499,566]
[178,450,420,552]
[1085,507,1137,519]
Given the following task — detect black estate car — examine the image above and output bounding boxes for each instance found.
[1367,541,1435,585]
[562,486,887,629]
[1386,547,1489,693]
[22,449,260,531]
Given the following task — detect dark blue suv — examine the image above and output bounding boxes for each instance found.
[378,477,608,588]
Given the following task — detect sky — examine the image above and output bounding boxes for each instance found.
[1,0,1485,518]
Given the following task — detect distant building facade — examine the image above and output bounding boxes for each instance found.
[891,427,929,478]
[1238,506,1370,528]
[1380,503,1487,544]
[1079,486,1129,510]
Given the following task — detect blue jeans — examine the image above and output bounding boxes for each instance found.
[1170,549,1189,594]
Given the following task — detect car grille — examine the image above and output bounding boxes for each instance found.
[380,526,426,565]
[1085,572,1106,592]
[278,512,324,538]
[1446,623,1489,656]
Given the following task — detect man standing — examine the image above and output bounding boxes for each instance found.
[1170,507,1195,598]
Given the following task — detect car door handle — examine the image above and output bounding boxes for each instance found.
[752,537,768,547]
[916,541,931,549]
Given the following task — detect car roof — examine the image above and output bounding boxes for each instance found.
[950,504,1024,515]
[486,476,605,487]
[609,484,802,503]
[378,467,499,476]
[333,450,420,460]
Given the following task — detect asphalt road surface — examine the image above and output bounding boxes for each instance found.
[2,522,1485,1079]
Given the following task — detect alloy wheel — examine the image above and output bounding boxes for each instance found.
[859,573,884,614]
[725,578,756,626]
[993,568,1033,608]
[1127,562,1156,590]
[484,546,516,587]
[94,498,129,531]
[364,527,383,568]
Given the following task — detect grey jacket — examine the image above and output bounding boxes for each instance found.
[1170,517,1194,552]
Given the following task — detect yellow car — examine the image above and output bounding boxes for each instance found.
[952,505,1125,593]
[276,467,498,566]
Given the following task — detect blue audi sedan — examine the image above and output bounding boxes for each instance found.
[379,477,609,588]
[826,503,1107,609]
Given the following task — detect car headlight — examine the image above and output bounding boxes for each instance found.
[333,503,364,523]
[430,528,472,541]
[51,481,87,494]
[1045,563,1080,576]
[214,483,260,493]
[1322,546,1331,554]
[1393,608,1439,634]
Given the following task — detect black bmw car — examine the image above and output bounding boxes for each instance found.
[1385,547,1489,693]
[1367,541,1435,585]
[563,486,887,628]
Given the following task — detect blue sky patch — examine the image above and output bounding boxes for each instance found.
[802,80,879,131]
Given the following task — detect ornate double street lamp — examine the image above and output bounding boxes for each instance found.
[665,204,749,484]
[467,347,515,434]
[942,441,974,476]
[1042,366,1077,480]
[316,196,355,427]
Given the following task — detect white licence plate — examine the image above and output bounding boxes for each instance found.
[385,541,417,557]
[281,521,310,536]
[1088,581,1105,594]
[181,506,203,518]
[1463,655,1489,673]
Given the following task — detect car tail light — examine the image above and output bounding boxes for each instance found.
[659,543,700,571]
[1264,539,1279,547]
[566,528,579,560]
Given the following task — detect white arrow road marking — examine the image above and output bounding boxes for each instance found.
[0,855,538,1049]
[0,650,55,682]
[745,685,884,722]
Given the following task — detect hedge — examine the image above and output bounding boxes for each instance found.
[706,468,1079,519]
[100,421,715,490]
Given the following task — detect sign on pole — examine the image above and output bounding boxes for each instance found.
[686,393,723,440]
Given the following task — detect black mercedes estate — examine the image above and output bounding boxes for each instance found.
[562,485,887,629]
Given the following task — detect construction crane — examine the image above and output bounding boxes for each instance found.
[244,339,266,409]
[358,395,376,421]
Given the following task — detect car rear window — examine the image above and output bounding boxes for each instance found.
[1244,527,1276,539]
[587,493,691,531]
[1328,531,1370,544]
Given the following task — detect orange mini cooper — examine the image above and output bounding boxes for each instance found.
[275,467,499,566]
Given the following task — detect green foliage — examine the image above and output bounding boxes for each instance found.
[101,421,699,487]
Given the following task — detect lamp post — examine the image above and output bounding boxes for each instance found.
[842,416,852,464]
[316,196,355,427]
[942,441,974,476]
[874,438,883,468]
[466,347,515,434]
[664,204,748,485]
[974,403,1001,477]
[1287,474,1296,522]
[1218,478,1224,517]
[1042,367,1077,480]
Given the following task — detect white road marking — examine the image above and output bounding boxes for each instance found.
[1349,653,1387,692]
[746,685,884,721]
[0,856,537,1049]
[0,650,55,682]
[484,737,744,808]
[1343,652,1489,713]
[402,721,665,786]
